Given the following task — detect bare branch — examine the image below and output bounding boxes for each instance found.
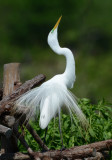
[15,113,49,152]
[25,123,49,151]
[0,74,46,115]
[0,139,111,160]
[0,152,30,160]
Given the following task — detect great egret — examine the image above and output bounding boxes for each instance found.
[15,16,88,146]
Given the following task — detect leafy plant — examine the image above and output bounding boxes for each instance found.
[18,98,112,152]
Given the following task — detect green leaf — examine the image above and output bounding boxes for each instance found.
[89,128,95,137]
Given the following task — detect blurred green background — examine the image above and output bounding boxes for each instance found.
[0,0,112,103]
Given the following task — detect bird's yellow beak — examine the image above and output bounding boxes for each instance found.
[53,16,62,30]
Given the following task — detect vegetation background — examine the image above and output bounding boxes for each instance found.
[0,0,112,155]
[0,0,112,103]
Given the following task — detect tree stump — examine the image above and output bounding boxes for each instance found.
[1,63,20,153]
[3,63,20,97]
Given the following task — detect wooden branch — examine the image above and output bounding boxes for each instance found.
[0,74,46,115]
[32,139,112,159]
[0,124,12,138]
[13,113,48,160]
[0,139,111,160]
[25,123,49,151]
[13,122,33,155]
[0,152,30,160]
[85,152,104,160]
[15,113,49,152]
[13,122,42,160]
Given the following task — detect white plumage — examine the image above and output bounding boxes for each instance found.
[15,16,88,130]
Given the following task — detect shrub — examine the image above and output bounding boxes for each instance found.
[18,98,112,152]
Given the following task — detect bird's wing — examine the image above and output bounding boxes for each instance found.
[15,85,43,121]
[15,80,88,128]
[39,93,60,129]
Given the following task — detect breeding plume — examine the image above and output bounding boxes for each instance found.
[16,16,88,131]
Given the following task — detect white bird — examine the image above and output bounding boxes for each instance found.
[15,16,88,142]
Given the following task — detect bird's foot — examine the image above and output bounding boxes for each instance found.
[41,142,49,153]
[60,145,66,151]
[41,147,49,153]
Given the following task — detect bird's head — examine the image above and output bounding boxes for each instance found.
[47,16,62,54]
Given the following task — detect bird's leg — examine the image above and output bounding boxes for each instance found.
[44,126,48,144]
[42,127,48,152]
[58,108,65,150]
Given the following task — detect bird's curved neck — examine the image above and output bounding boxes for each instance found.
[48,33,76,88]
[58,47,76,88]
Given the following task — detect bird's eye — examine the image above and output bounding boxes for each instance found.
[51,29,54,33]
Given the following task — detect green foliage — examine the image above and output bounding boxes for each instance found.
[18,99,112,152]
